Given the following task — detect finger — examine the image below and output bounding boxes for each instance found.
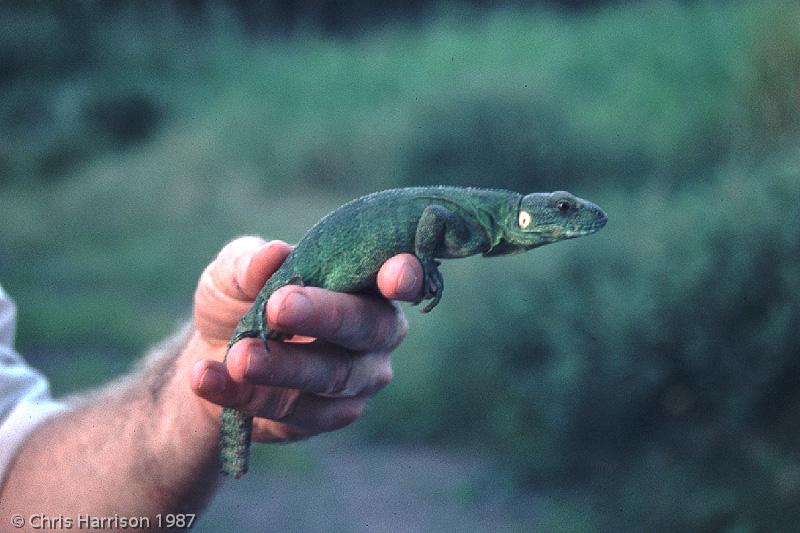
[237,386,367,434]
[205,237,266,301]
[209,238,291,301]
[194,239,291,342]
[273,394,366,434]
[192,359,366,433]
[191,358,237,405]
[251,419,308,443]
[191,356,286,416]
[266,285,409,352]
[377,253,424,302]
[237,240,293,300]
[192,358,278,416]
[226,337,392,397]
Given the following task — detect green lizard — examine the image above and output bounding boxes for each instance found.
[219,186,607,478]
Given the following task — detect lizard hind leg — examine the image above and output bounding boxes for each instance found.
[219,276,304,478]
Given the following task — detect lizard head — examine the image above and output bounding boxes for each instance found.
[485,191,607,255]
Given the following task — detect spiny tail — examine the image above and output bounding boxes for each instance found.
[218,267,298,478]
[219,335,256,478]
[219,405,253,478]
[219,325,261,478]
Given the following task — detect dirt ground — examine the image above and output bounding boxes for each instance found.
[195,439,539,532]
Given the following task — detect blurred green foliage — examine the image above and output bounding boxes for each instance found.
[1,1,799,530]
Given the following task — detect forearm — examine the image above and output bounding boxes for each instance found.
[0,324,221,522]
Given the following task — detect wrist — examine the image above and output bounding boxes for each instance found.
[140,325,222,449]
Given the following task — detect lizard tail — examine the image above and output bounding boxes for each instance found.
[217,269,295,478]
[219,407,253,478]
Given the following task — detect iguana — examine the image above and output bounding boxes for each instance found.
[219,186,607,478]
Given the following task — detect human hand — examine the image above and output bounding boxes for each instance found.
[189,236,422,442]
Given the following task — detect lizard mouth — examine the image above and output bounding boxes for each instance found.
[537,216,607,241]
[566,207,608,237]
[594,207,609,229]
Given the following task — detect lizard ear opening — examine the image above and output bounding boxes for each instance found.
[518,210,532,229]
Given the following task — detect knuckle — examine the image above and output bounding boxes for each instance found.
[255,388,302,422]
[225,342,250,382]
[326,298,347,338]
[391,306,410,347]
[335,401,364,429]
[375,364,393,390]
[371,302,408,352]
[236,385,263,416]
[364,360,393,396]
[330,294,384,349]
[249,348,280,385]
[267,423,309,443]
[267,286,305,329]
[326,353,356,396]
[334,353,393,398]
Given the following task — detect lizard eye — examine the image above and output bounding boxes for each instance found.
[518,210,532,229]
[556,200,572,213]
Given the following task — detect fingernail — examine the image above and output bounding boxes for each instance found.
[237,255,252,291]
[396,261,419,298]
[276,291,312,327]
[200,367,226,395]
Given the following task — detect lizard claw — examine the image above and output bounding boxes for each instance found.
[416,258,443,313]
[287,275,306,287]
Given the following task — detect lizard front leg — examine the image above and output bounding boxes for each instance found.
[414,205,472,313]
[416,257,442,313]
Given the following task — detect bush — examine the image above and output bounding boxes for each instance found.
[361,152,800,530]
[2,1,798,191]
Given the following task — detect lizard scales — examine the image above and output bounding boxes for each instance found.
[220,186,607,478]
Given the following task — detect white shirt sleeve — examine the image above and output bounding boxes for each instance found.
[0,284,66,484]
